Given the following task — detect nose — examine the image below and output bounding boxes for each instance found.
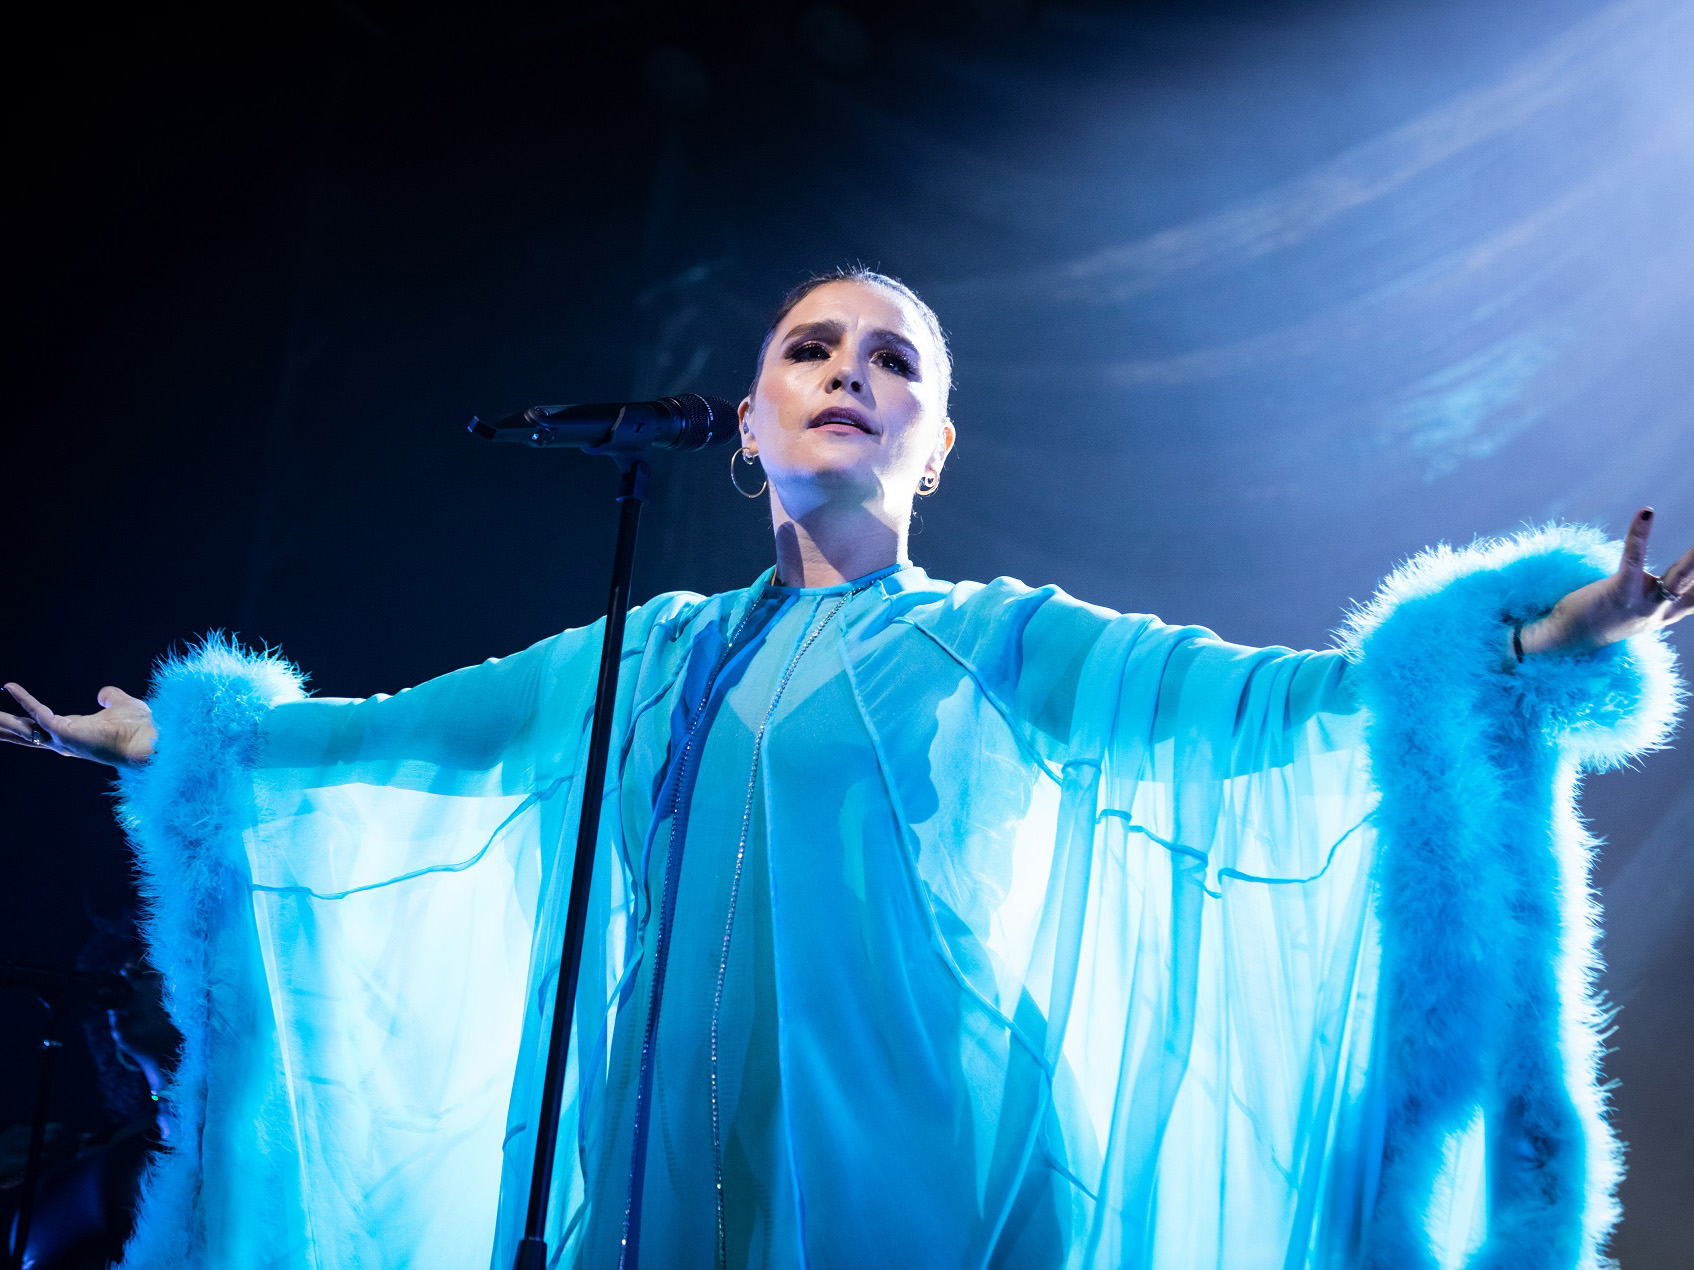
[827,353,865,395]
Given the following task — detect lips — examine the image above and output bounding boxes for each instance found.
[805,407,876,434]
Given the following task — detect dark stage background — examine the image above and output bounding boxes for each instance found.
[4,0,1690,1263]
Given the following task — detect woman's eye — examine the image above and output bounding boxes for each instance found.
[787,341,828,361]
[874,350,914,377]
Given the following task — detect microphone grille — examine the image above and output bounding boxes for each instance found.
[661,394,740,451]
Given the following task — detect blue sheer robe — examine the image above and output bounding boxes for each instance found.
[112,529,1680,1270]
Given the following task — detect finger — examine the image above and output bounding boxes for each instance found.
[1658,541,1694,598]
[2,682,54,727]
[0,710,43,744]
[1619,507,1653,577]
[1670,568,1694,615]
[0,708,58,751]
[96,686,137,710]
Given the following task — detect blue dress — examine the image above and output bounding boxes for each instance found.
[112,531,1680,1270]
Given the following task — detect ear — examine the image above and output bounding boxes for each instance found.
[737,397,756,451]
[933,418,956,467]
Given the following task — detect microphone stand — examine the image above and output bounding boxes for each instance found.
[513,450,650,1270]
[471,392,734,1268]
[5,996,59,1270]
[0,965,127,1270]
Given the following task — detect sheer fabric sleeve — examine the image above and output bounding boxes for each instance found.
[887,578,1380,1266]
[113,624,606,1270]
[1043,526,1679,1269]
[1039,615,1379,1269]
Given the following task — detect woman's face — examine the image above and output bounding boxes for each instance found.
[740,279,954,511]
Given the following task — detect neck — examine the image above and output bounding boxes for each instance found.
[768,493,911,588]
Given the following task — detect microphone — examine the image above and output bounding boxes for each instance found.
[468,393,739,453]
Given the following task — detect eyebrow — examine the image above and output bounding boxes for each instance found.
[781,320,924,372]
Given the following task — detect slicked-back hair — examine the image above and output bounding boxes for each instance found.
[748,267,953,410]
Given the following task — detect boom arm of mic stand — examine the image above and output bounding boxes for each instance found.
[514,453,650,1270]
[467,414,612,448]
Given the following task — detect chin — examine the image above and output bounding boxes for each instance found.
[775,461,886,504]
[807,467,876,493]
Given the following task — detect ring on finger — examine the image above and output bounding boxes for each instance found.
[1657,576,1681,605]
[29,727,47,746]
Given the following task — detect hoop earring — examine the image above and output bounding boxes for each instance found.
[730,445,767,498]
[916,471,940,497]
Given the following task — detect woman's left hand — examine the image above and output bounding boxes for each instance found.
[1518,508,1694,656]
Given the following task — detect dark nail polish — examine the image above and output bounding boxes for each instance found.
[1642,508,1654,519]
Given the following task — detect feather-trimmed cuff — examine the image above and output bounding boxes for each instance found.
[1338,525,1681,1270]
[117,633,307,867]
[1342,524,1682,766]
[112,634,306,1270]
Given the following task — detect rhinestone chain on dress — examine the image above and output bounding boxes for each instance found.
[620,594,765,1269]
[620,576,878,1270]
[709,583,869,1270]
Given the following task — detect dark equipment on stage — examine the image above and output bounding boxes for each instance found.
[468,392,739,453]
[469,389,738,1270]
[1,964,143,1270]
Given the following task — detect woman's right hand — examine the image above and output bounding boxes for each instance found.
[1,682,157,769]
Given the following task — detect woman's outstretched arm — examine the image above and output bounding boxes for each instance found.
[0,681,156,768]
